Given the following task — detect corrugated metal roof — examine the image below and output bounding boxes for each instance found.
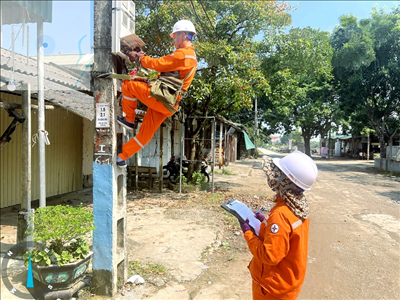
[44,53,94,69]
[1,48,94,120]
[1,48,91,91]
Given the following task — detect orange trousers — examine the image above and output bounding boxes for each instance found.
[118,80,176,161]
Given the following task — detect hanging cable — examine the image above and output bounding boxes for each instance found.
[189,0,207,39]
[198,0,219,40]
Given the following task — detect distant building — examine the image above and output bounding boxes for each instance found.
[270,135,281,145]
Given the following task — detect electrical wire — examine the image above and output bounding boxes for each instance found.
[198,0,218,40]
[189,0,206,39]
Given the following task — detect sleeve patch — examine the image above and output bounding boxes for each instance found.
[271,224,280,234]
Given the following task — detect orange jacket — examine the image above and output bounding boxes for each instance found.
[244,197,309,300]
[141,46,197,91]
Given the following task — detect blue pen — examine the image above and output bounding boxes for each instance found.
[254,208,265,214]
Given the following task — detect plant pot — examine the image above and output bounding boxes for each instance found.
[32,252,92,290]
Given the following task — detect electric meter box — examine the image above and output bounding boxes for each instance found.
[111,0,145,61]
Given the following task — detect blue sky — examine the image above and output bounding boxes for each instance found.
[0,1,398,56]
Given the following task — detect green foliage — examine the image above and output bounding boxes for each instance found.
[259,27,337,155]
[25,205,94,266]
[189,171,206,185]
[129,261,166,276]
[178,174,188,185]
[222,168,233,175]
[330,5,400,157]
[134,1,293,176]
[23,249,50,267]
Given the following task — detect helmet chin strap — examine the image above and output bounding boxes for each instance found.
[177,32,188,48]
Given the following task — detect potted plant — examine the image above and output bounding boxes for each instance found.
[23,205,95,290]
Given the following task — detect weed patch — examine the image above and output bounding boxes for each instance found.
[129,260,166,277]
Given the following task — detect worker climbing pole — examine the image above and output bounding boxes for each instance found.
[116,19,198,167]
[92,0,198,294]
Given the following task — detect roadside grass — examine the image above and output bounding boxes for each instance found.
[222,168,235,175]
[129,260,166,277]
[223,210,237,228]
[205,193,226,205]
[370,167,400,178]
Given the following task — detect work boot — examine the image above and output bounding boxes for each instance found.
[117,116,136,130]
[117,156,127,168]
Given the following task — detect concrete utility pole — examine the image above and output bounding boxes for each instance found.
[92,0,127,296]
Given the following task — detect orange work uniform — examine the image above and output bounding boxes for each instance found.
[244,197,310,300]
[118,46,197,161]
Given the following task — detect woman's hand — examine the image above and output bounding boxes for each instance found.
[255,212,266,222]
[239,219,251,233]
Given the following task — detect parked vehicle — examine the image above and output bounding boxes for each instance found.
[163,156,210,184]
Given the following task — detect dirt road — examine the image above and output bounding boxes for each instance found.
[118,150,399,300]
[1,150,399,300]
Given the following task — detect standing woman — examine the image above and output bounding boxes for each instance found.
[240,151,318,300]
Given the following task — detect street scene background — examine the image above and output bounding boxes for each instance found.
[1,149,399,299]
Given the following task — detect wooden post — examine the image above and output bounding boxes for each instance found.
[92,0,127,296]
[159,125,163,192]
[224,125,228,166]
[219,122,223,169]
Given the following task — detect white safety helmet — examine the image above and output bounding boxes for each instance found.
[273,150,318,191]
[170,20,197,38]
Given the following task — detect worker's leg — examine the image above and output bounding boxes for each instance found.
[118,108,167,161]
[121,97,138,123]
[122,80,175,116]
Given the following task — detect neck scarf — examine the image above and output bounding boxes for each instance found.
[262,156,309,220]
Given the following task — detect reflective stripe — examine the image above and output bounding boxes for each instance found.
[134,136,144,149]
[123,95,138,101]
[184,55,197,60]
[292,219,302,229]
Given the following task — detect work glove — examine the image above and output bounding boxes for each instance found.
[254,212,266,222]
[239,219,251,233]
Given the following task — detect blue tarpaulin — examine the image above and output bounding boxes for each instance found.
[243,132,255,150]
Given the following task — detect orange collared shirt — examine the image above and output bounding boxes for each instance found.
[141,46,197,91]
[244,197,309,300]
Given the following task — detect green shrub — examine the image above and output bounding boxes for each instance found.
[190,171,206,185]
[24,205,94,266]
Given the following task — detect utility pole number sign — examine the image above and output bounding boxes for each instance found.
[96,103,110,128]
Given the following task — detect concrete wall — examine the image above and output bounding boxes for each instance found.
[374,158,400,173]
[386,146,400,162]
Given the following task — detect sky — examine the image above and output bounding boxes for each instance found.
[0,1,398,56]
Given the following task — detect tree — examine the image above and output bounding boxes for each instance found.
[259,27,336,156]
[330,6,400,158]
[134,1,292,177]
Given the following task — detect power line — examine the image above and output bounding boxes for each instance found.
[198,0,218,40]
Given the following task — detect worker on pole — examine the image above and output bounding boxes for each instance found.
[116,20,197,167]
